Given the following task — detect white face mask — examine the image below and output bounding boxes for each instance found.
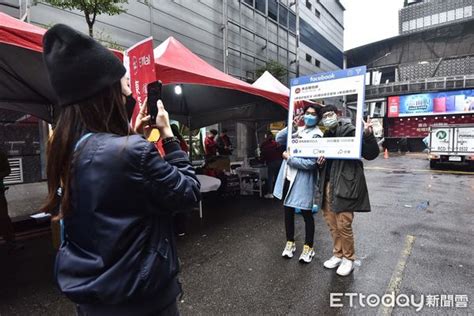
[322,115,338,128]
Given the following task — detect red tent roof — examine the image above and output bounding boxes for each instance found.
[0,14,124,122]
[154,37,288,109]
[0,12,45,52]
[0,13,54,122]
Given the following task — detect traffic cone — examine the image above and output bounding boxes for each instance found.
[384,148,389,159]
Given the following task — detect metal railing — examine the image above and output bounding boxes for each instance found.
[19,0,29,21]
[365,75,474,98]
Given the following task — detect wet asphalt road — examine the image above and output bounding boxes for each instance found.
[0,154,473,315]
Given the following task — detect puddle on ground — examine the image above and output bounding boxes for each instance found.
[391,170,409,174]
[416,200,430,212]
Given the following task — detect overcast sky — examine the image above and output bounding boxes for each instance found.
[340,0,405,50]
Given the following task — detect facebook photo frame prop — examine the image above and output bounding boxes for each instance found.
[287,66,366,159]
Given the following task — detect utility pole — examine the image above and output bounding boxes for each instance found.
[296,0,300,77]
[290,0,300,77]
[222,0,228,74]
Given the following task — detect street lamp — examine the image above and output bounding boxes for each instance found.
[368,52,392,70]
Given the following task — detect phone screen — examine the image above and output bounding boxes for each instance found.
[147,80,162,122]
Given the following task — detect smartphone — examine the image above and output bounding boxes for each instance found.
[147,80,162,122]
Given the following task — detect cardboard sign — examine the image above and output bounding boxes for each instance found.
[288,66,366,159]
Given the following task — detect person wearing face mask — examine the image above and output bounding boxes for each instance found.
[273,104,323,263]
[40,24,200,315]
[316,105,379,277]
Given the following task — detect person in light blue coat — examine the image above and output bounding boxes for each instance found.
[273,104,322,263]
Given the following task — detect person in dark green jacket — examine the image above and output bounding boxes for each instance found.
[316,105,379,276]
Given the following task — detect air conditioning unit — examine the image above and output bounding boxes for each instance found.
[4,158,24,185]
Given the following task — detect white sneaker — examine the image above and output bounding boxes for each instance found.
[323,256,343,269]
[282,241,296,258]
[336,258,355,276]
[299,245,315,263]
[264,193,274,199]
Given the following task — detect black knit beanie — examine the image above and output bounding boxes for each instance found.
[43,24,126,107]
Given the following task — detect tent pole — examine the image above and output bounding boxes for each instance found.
[188,116,193,163]
[255,122,260,157]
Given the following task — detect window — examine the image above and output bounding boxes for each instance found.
[315,58,320,67]
[306,53,312,63]
[243,0,253,6]
[447,10,455,21]
[431,13,439,24]
[255,0,266,14]
[279,4,288,27]
[268,0,278,21]
[456,8,463,19]
[416,17,423,28]
[439,11,447,23]
[402,21,409,32]
[299,18,344,68]
[465,6,473,17]
[306,0,312,10]
[424,16,431,27]
[289,12,296,32]
[246,71,255,80]
[315,8,320,18]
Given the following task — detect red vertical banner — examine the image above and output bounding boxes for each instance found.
[387,96,400,117]
[125,37,156,127]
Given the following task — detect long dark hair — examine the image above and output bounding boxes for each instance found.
[41,81,131,219]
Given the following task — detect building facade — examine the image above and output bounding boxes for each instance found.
[1,0,344,183]
[400,0,473,34]
[346,0,474,152]
[3,0,344,81]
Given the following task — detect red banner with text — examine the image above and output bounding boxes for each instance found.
[125,37,156,126]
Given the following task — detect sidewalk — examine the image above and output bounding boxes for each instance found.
[3,153,429,219]
[4,181,47,219]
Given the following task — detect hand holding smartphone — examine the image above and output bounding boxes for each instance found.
[146,81,173,139]
[147,80,162,123]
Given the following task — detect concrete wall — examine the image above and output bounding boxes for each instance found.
[0,0,20,17]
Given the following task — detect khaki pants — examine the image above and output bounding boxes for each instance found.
[322,183,355,260]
